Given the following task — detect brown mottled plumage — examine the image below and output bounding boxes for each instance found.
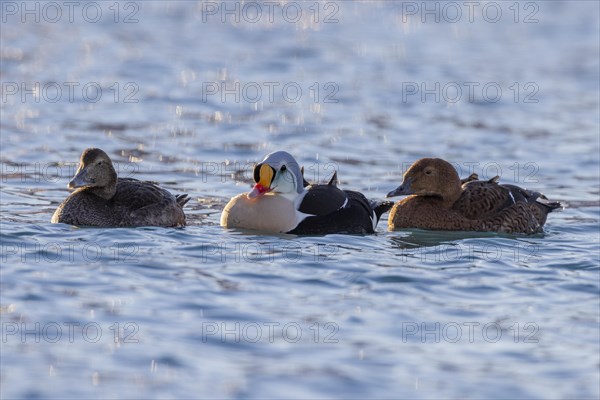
[387,158,562,234]
[51,148,189,227]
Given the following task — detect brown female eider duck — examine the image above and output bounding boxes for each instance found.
[51,148,189,227]
[220,151,393,234]
[386,158,562,234]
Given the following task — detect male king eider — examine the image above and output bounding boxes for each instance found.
[386,158,562,234]
[51,148,189,227]
[220,151,393,234]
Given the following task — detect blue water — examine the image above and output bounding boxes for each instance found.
[1,1,599,398]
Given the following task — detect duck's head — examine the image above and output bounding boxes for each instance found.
[68,148,117,198]
[248,151,303,200]
[386,158,461,204]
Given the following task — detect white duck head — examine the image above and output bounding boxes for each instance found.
[248,151,304,200]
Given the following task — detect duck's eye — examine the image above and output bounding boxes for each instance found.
[425,169,432,175]
[97,161,103,165]
[280,165,287,172]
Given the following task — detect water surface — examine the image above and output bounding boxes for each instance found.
[1,1,599,399]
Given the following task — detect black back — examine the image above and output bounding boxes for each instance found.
[290,190,378,235]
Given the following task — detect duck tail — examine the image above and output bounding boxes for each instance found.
[536,195,563,212]
[176,194,191,208]
[370,200,395,220]
[460,173,479,185]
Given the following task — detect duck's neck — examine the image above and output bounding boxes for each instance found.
[440,184,462,208]
[88,185,116,200]
[88,172,117,200]
[273,190,303,203]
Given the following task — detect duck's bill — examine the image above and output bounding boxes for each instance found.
[248,163,275,198]
[386,178,413,198]
[247,183,271,199]
[386,187,403,198]
[68,169,90,189]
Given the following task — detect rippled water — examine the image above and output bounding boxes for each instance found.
[1,1,599,399]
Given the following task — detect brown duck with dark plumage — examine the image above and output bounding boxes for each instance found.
[51,148,189,227]
[387,158,562,234]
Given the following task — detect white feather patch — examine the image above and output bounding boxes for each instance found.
[341,197,348,209]
[508,191,516,204]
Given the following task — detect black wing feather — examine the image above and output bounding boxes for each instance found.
[290,190,379,235]
[297,184,348,216]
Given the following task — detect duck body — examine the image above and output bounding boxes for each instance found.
[52,148,189,227]
[387,158,561,234]
[52,178,188,227]
[220,151,392,235]
[290,187,390,235]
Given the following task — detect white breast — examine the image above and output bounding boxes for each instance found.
[220,193,304,233]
